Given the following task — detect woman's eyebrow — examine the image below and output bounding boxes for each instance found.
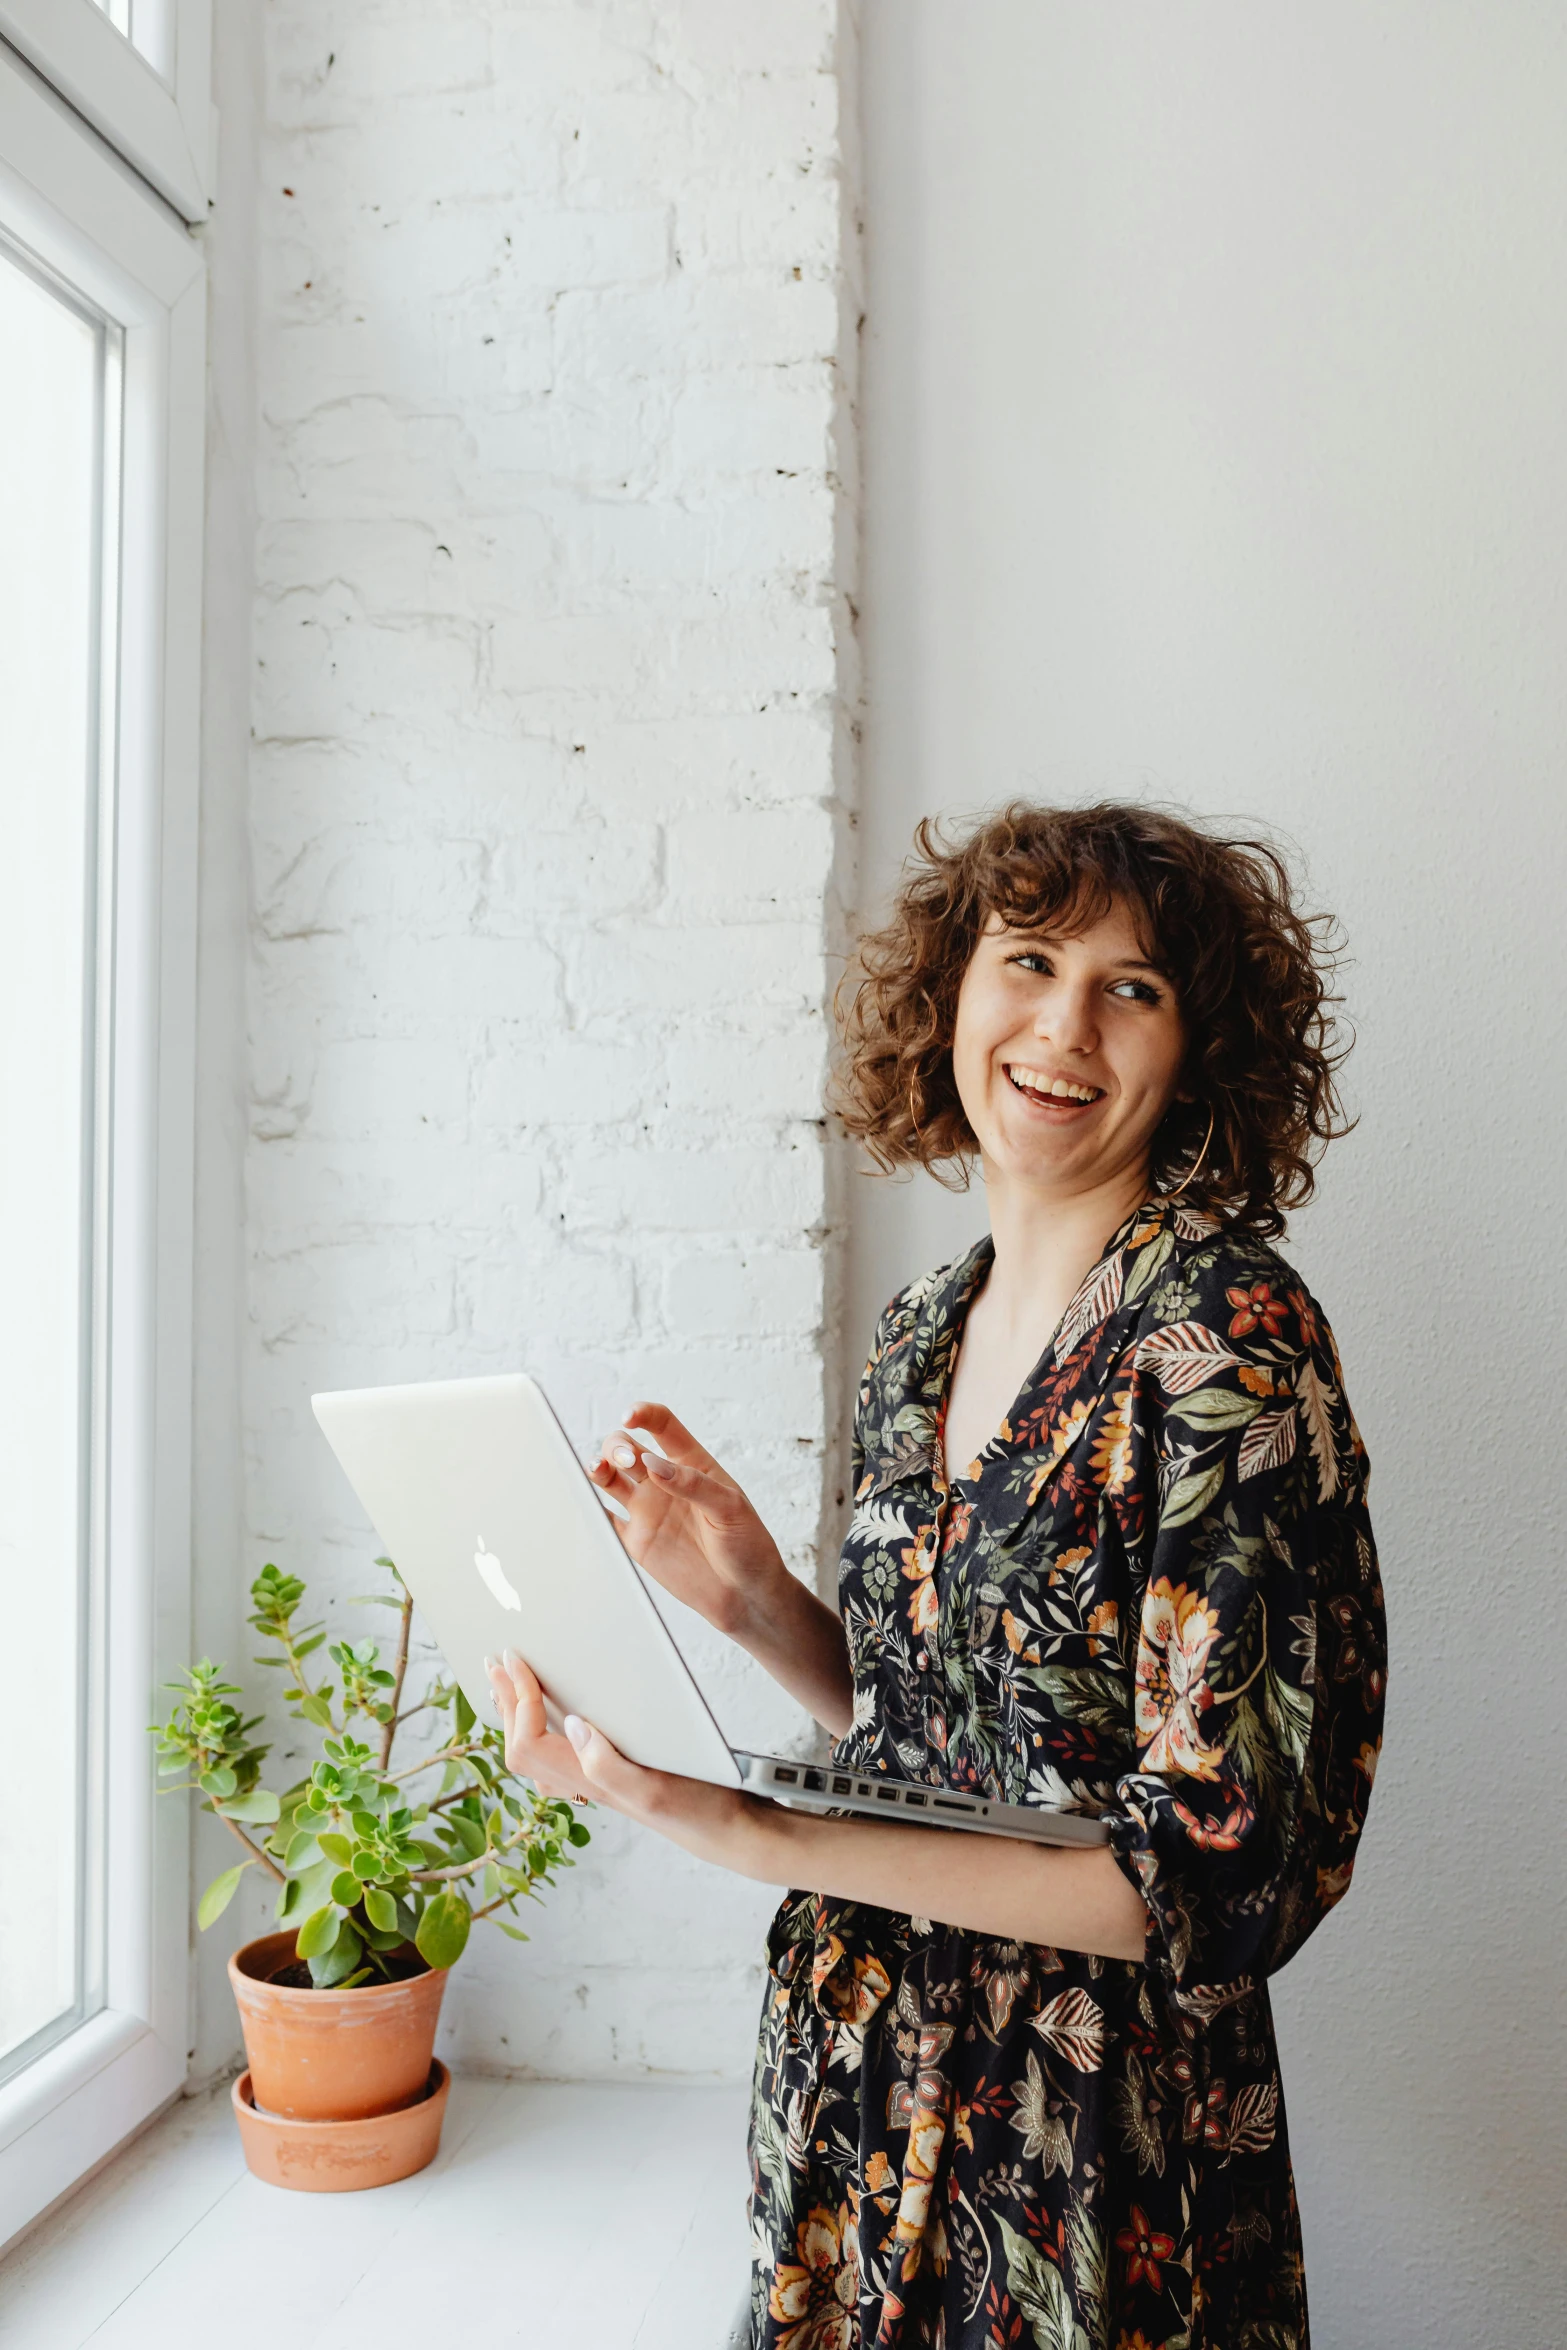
[1007,932,1166,974]
[997,923,1169,975]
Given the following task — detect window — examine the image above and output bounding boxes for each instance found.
[0,12,207,2249]
[0,0,211,224]
[0,240,119,2092]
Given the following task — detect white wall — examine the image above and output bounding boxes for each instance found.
[190,0,263,2090]
[199,0,861,2086]
[857,6,1567,2344]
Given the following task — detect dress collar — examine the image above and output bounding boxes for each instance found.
[920,1191,1189,1377]
[911,1190,1213,1493]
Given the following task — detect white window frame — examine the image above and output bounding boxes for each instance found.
[0,42,204,2250]
[0,0,211,223]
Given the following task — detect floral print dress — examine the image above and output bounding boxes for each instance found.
[747,1195,1385,2350]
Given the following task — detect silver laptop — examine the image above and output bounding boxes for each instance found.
[311,1373,1108,1851]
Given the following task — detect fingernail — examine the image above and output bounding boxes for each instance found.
[612,1443,637,1468]
[484,1653,499,1673]
[644,1452,675,1479]
[564,1714,590,1752]
[503,1647,520,1668]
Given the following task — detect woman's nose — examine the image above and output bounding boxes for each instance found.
[1033,981,1099,1053]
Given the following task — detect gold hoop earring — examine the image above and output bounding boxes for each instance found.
[1165,1105,1216,1203]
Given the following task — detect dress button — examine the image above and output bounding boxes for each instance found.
[915,1651,929,1671]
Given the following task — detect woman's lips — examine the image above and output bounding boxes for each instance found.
[1004,1066,1106,1116]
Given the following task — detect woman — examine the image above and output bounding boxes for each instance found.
[489,802,1386,2350]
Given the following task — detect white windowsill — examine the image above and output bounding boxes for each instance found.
[0,2074,752,2348]
[0,2012,185,2253]
[0,2014,143,2157]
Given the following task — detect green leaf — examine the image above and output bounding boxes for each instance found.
[296,1904,342,1961]
[453,1687,475,1741]
[288,1857,337,1917]
[363,1886,398,1934]
[317,1833,353,1866]
[1122,1227,1175,1305]
[283,1830,323,1872]
[1263,1665,1314,1769]
[309,1921,364,1988]
[351,1810,381,1837]
[199,1765,238,1799]
[217,1789,281,1825]
[299,1693,334,1729]
[998,2217,1082,2350]
[1160,1460,1228,1530]
[494,1922,530,1941]
[567,1821,591,1847]
[1168,1387,1264,1430]
[1065,2201,1107,2331]
[415,1891,471,1972]
[197,1861,251,1929]
[447,1812,486,1859]
[330,1870,362,1907]
[351,1850,380,1882]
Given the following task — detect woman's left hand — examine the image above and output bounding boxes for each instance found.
[485,1648,785,1882]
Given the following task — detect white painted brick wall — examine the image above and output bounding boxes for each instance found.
[238,0,860,2080]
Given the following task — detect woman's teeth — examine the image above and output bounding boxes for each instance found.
[1005,1066,1104,1106]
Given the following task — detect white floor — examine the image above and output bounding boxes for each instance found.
[0,2076,753,2348]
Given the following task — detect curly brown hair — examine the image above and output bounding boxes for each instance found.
[832,801,1353,1238]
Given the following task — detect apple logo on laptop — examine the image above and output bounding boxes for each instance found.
[473,1534,522,1612]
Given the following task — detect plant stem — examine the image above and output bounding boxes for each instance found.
[389,1696,437,1732]
[408,1829,528,1884]
[217,1809,287,1885]
[471,1888,538,1923]
[387,1741,471,1785]
[379,1588,414,1771]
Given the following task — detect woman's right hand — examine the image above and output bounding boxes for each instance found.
[589,1401,789,1643]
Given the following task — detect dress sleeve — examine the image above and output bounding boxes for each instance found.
[1108,1247,1386,1993]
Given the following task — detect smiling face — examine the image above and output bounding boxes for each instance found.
[950,898,1189,1202]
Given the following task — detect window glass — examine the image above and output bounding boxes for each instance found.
[0,240,114,2080]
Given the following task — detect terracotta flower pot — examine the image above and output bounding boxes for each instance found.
[232,2062,449,2192]
[229,1930,450,2122]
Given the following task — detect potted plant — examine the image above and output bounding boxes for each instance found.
[151,1559,589,2190]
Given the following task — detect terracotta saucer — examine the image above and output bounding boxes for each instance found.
[231,2059,450,2192]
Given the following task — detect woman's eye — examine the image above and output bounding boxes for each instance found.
[1004,952,1163,1004]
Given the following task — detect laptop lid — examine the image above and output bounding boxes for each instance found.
[311,1372,743,1788]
